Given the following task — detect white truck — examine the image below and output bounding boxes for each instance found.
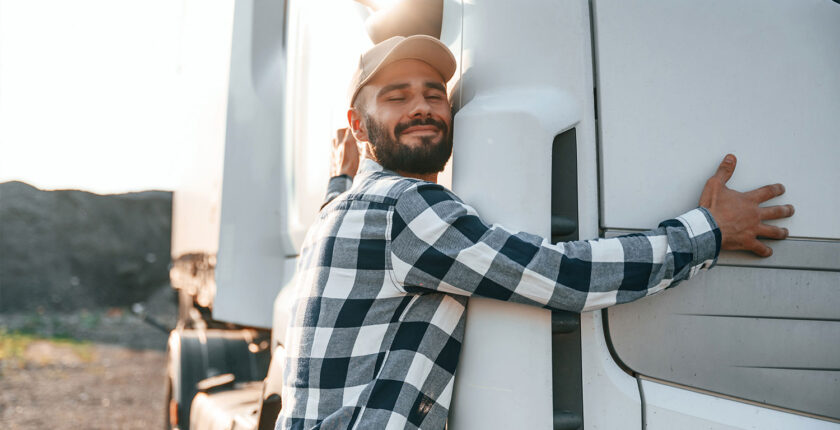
[165,0,840,429]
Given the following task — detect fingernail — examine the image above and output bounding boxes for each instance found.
[788,205,795,215]
[724,155,734,164]
[783,228,789,238]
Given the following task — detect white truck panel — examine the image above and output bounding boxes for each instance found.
[449,0,633,428]
[213,0,291,327]
[169,0,234,259]
[579,311,643,430]
[595,0,840,238]
[451,90,562,428]
[642,378,840,430]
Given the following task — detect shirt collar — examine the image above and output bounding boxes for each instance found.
[356,157,399,181]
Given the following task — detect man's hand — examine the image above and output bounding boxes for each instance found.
[699,154,795,257]
[330,128,361,178]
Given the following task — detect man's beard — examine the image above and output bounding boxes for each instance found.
[364,114,453,175]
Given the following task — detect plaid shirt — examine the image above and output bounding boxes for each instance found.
[276,159,720,430]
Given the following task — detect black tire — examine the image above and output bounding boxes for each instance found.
[165,328,271,430]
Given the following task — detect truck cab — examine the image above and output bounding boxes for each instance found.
[166,1,840,429]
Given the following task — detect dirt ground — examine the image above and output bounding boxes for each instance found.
[0,287,176,430]
[0,342,167,429]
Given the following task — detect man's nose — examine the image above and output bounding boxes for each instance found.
[408,95,432,118]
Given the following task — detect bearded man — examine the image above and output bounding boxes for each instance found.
[275,35,793,430]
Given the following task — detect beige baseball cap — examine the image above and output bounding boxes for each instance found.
[348,35,456,107]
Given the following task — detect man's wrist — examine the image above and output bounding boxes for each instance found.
[676,207,722,271]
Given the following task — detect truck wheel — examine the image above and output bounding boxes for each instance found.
[165,328,271,430]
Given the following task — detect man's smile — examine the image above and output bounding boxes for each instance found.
[393,117,448,143]
[400,124,441,137]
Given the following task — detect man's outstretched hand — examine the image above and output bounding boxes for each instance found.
[699,154,795,257]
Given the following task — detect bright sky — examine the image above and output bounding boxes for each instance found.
[0,0,228,194]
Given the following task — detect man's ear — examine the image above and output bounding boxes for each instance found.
[347,108,369,143]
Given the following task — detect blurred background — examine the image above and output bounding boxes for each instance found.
[0,1,235,428]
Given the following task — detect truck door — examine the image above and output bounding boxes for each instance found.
[594,0,840,427]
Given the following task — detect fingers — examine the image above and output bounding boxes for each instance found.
[745,238,773,257]
[713,154,737,184]
[341,128,357,145]
[759,204,795,220]
[756,224,789,240]
[699,154,736,206]
[746,183,785,203]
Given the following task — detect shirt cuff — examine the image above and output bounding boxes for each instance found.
[322,175,353,208]
[675,207,722,274]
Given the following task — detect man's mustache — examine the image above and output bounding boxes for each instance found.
[394,117,448,137]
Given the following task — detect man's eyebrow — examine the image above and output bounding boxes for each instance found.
[425,81,446,92]
[377,83,410,97]
[376,81,446,98]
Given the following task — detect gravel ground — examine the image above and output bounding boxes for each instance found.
[0,287,176,430]
[0,343,167,430]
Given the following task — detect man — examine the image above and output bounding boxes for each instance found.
[276,35,793,429]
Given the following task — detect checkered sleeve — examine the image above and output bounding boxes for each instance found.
[390,183,721,312]
[322,175,353,209]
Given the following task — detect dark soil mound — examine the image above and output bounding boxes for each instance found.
[0,181,172,311]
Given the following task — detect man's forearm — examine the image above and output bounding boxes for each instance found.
[389,182,721,312]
